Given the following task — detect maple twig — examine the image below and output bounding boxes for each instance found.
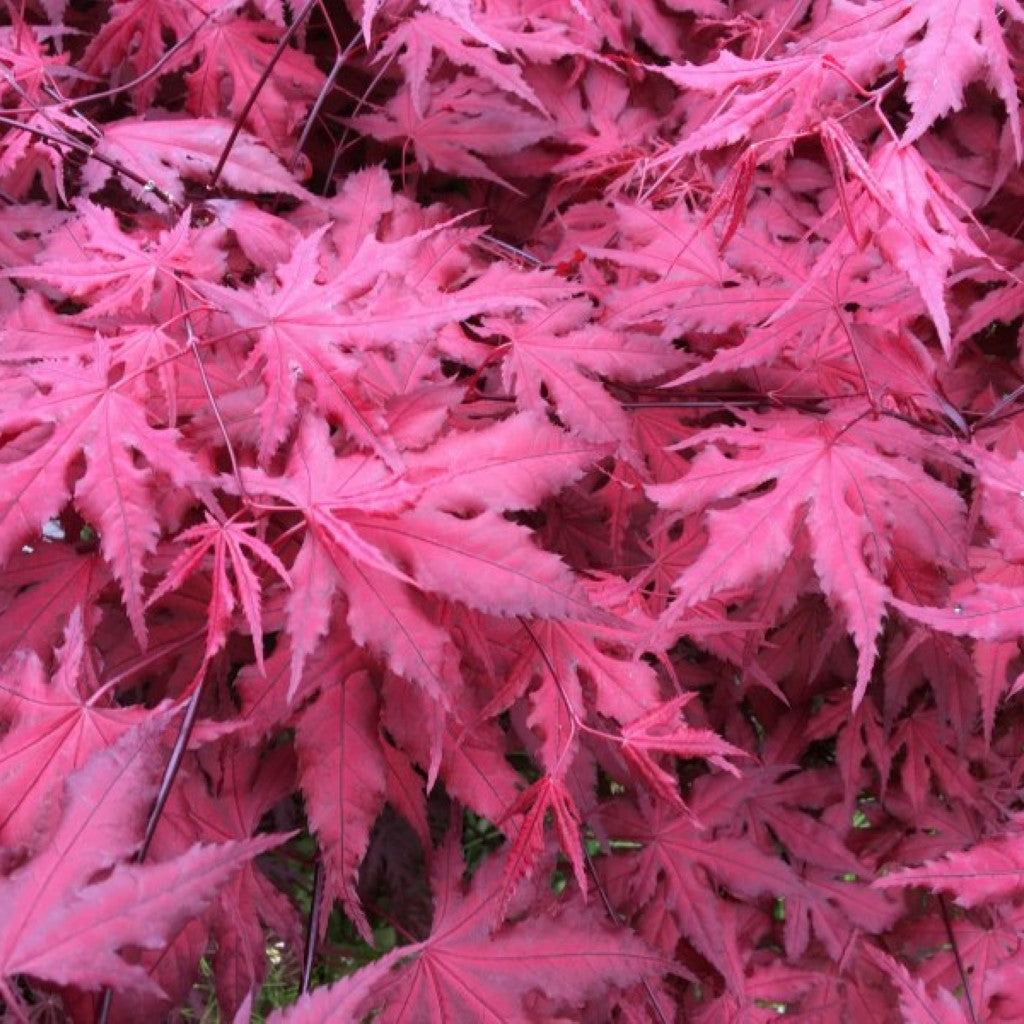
[879,407,961,439]
[515,616,580,768]
[0,977,28,1024]
[301,858,325,993]
[69,18,213,110]
[322,46,400,192]
[622,398,768,409]
[0,68,95,156]
[972,379,1024,430]
[96,674,207,1024]
[155,675,211,851]
[96,988,113,1024]
[583,847,671,1024]
[754,0,804,58]
[289,34,361,175]
[85,628,207,703]
[937,894,978,1024]
[0,14,211,119]
[0,112,180,210]
[174,281,250,507]
[209,0,317,189]
[477,232,546,267]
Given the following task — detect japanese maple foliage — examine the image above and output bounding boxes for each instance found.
[2,0,1024,1021]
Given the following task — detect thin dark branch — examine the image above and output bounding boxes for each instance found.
[973,379,1024,430]
[0,113,180,209]
[97,672,208,1024]
[139,674,209,861]
[174,280,250,506]
[938,894,979,1024]
[583,847,671,1024]
[301,859,325,993]
[209,0,317,189]
[289,34,361,175]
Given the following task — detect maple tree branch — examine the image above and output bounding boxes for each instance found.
[95,988,113,1024]
[0,67,94,153]
[142,674,210,863]
[96,672,208,1024]
[0,112,180,209]
[938,894,978,1024]
[174,281,250,506]
[0,978,28,1024]
[289,33,361,175]
[321,46,400,192]
[301,858,325,993]
[973,379,1024,430]
[69,18,213,110]
[584,846,671,1024]
[209,0,317,189]
[477,232,546,266]
[516,616,582,751]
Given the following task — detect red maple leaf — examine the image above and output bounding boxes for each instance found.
[351,821,669,1023]
[0,719,283,1015]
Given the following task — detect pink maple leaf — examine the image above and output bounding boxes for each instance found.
[0,338,200,643]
